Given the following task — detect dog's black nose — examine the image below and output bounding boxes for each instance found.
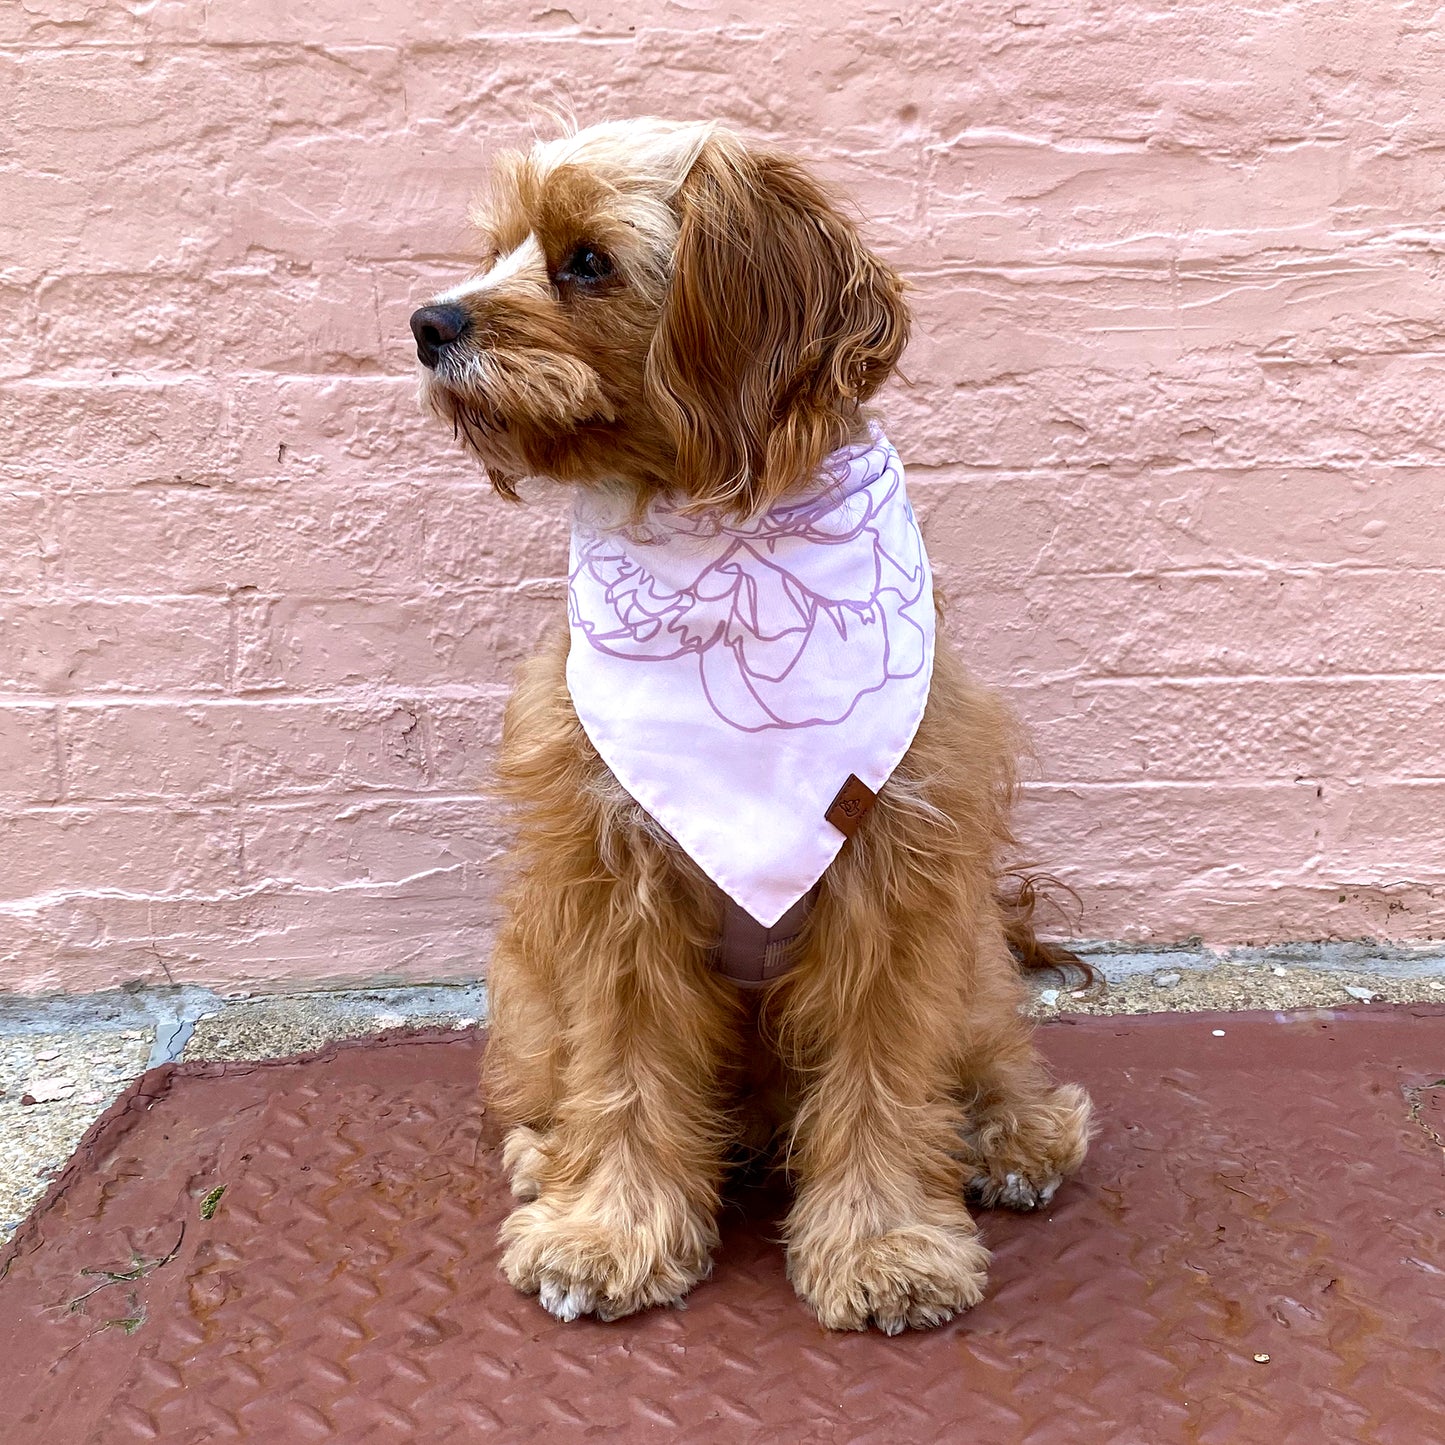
[410,304,470,368]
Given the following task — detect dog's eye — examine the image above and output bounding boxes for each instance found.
[559,246,613,284]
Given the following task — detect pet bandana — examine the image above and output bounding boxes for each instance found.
[566,426,935,928]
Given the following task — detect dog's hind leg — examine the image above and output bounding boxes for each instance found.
[953,918,1094,1212]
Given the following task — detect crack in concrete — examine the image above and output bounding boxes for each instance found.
[145,1016,199,1070]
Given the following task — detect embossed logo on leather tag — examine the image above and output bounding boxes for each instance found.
[825,773,877,838]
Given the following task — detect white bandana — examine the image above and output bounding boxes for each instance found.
[566,427,934,927]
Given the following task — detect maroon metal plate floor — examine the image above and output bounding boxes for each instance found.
[3,1009,1444,1444]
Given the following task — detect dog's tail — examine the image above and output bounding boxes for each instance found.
[997,873,1099,987]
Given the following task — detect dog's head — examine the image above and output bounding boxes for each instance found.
[411,119,909,515]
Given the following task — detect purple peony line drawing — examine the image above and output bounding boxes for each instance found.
[567,438,932,734]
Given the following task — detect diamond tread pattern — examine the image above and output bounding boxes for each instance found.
[3,1009,1444,1444]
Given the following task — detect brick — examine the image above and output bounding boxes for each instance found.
[7,164,230,278]
[253,376,466,490]
[30,265,390,377]
[7,49,260,174]
[425,692,508,790]
[218,128,504,269]
[1063,881,1445,948]
[885,353,1445,472]
[0,705,61,802]
[0,876,495,995]
[420,487,569,589]
[903,254,1445,383]
[1319,782,1445,878]
[938,569,1445,684]
[234,590,560,692]
[0,378,242,490]
[0,165,96,284]
[918,145,1358,268]
[249,45,407,135]
[879,1,1444,146]
[1005,677,1445,785]
[0,278,38,377]
[0,374,446,494]
[0,805,241,902]
[0,491,57,591]
[915,466,1445,582]
[0,0,199,47]
[61,699,443,802]
[240,798,505,889]
[1016,781,1320,882]
[193,0,626,45]
[56,484,429,596]
[0,598,229,695]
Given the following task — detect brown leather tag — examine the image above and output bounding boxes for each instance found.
[825,773,877,838]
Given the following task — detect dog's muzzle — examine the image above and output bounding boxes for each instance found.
[410,304,470,369]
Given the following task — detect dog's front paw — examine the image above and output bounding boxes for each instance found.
[963,1082,1092,1211]
[788,1221,989,1334]
[499,1196,716,1323]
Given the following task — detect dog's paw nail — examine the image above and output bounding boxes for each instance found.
[879,1316,906,1336]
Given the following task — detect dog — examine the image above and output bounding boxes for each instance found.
[410,118,1092,1334]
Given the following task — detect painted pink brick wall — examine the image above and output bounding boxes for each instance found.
[3,0,1443,994]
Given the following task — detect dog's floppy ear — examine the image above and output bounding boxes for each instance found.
[645,134,909,516]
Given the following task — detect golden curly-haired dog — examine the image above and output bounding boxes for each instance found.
[410,118,1092,1334]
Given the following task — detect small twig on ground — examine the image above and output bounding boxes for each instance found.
[66,1221,186,1314]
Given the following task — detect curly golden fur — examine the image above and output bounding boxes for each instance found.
[411,118,1092,1333]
